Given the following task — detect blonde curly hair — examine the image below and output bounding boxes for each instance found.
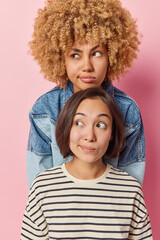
[29,0,140,87]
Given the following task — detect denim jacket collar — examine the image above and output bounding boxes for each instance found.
[65,78,114,102]
[102,79,114,97]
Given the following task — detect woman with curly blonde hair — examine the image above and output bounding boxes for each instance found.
[27,0,145,189]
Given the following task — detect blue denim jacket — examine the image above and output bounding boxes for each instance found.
[27,80,145,189]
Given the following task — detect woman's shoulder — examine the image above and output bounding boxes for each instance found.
[103,81,141,115]
[108,165,142,189]
[28,86,63,122]
[32,85,62,110]
[35,165,64,181]
[111,85,142,124]
[29,165,65,195]
[114,86,140,109]
[30,83,73,117]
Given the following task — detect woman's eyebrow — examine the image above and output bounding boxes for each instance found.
[91,45,100,51]
[75,112,111,119]
[98,113,111,119]
[75,112,86,116]
[71,45,100,53]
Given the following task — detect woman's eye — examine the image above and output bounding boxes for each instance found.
[71,54,80,59]
[97,122,107,129]
[93,51,102,57]
[75,121,83,126]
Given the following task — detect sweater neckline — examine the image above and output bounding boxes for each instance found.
[61,163,111,185]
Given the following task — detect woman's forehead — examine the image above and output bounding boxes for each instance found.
[76,98,112,119]
[68,40,107,53]
[72,40,103,47]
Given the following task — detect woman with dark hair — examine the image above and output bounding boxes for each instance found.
[21,88,152,240]
[56,87,125,159]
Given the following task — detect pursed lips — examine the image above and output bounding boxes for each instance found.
[79,76,96,83]
[79,145,96,152]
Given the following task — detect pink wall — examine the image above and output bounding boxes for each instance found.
[0,0,159,239]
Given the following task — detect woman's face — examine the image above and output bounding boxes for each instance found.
[65,41,108,93]
[69,97,112,164]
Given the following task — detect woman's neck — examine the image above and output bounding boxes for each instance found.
[65,158,107,180]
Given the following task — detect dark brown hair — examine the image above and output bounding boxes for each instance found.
[56,87,125,159]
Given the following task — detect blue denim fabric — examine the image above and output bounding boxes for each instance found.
[27,80,145,189]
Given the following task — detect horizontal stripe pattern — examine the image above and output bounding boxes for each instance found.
[21,164,152,240]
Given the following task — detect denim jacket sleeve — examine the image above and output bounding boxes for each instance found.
[27,111,53,189]
[104,84,145,185]
[26,85,73,190]
[117,101,145,185]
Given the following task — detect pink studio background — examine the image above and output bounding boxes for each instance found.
[0,0,159,239]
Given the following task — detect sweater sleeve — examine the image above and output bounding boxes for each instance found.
[21,181,49,240]
[128,187,152,240]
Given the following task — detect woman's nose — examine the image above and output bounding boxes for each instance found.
[84,127,96,142]
[82,57,94,72]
